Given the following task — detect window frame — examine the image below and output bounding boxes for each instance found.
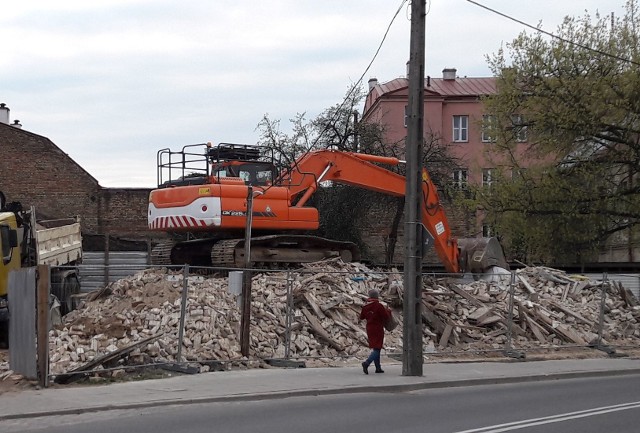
[451,169,468,190]
[481,114,497,143]
[403,105,408,128]
[511,114,528,142]
[452,115,469,142]
[482,168,494,188]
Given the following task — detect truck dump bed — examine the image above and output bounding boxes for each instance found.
[35,219,82,266]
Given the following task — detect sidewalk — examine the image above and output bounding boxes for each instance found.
[1,358,640,420]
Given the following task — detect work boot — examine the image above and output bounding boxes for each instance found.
[361,362,369,375]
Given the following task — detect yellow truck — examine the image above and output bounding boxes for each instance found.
[0,192,82,346]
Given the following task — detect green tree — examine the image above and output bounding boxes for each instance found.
[480,0,640,265]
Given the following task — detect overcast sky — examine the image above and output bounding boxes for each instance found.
[1,0,626,188]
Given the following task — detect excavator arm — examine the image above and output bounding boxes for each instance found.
[281,150,463,273]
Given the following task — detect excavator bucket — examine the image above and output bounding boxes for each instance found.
[457,237,509,274]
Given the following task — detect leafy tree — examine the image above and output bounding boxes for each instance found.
[480,0,640,265]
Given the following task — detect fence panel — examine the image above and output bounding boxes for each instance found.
[79,251,149,292]
[8,267,37,379]
[585,273,640,299]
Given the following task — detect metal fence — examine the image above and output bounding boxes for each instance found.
[46,263,640,382]
[79,251,150,292]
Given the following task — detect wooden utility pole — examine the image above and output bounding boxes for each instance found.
[36,265,50,387]
[402,0,426,377]
[240,187,255,357]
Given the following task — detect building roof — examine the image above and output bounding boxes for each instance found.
[0,122,100,186]
[374,76,496,98]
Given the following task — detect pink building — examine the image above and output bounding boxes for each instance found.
[362,68,515,188]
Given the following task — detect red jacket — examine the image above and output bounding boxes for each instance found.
[359,298,391,349]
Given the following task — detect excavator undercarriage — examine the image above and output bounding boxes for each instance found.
[151,235,360,269]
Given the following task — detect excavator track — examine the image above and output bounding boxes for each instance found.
[210,235,360,269]
[150,240,176,266]
[154,235,360,269]
[210,239,241,268]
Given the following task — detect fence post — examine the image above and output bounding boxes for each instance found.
[506,271,515,351]
[36,265,50,388]
[503,271,524,359]
[596,272,608,349]
[285,270,293,360]
[176,264,190,363]
[103,234,110,289]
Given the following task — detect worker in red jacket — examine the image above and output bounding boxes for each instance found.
[359,288,391,374]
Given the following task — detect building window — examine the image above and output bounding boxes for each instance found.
[482,168,493,187]
[511,114,528,142]
[481,114,497,143]
[453,115,468,142]
[404,105,408,128]
[512,167,527,180]
[452,169,468,189]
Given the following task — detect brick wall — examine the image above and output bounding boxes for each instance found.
[357,195,472,269]
[0,124,157,250]
[97,188,150,235]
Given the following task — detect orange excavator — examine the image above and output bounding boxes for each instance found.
[148,143,508,274]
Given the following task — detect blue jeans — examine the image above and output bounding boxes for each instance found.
[364,348,381,370]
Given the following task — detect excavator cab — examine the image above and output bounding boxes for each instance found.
[207,143,277,187]
[210,161,276,187]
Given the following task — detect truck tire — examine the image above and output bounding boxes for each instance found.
[52,272,81,316]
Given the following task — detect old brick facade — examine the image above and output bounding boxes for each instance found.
[0,122,156,250]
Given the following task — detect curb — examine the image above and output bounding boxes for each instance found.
[2,368,640,421]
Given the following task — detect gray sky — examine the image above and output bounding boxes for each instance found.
[1,0,626,187]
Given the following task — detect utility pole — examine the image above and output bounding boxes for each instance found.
[240,186,255,357]
[402,0,426,376]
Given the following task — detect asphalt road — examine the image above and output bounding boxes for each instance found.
[3,375,640,433]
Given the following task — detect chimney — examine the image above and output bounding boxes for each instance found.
[0,103,9,124]
[368,78,378,91]
[442,68,457,81]
[11,120,22,129]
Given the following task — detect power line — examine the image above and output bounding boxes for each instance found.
[466,0,640,67]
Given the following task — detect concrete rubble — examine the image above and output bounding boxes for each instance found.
[45,259,640,377]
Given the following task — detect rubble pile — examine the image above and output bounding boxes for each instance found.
[49,261,404,374]
[48,260,640,375]
[418,267,640,351]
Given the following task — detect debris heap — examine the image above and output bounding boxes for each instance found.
[47,261,640,375]
[418,267,640,352]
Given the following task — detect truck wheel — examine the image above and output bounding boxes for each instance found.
[54,274,81,316]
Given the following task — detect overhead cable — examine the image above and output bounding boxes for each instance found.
[466,0,640,67]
